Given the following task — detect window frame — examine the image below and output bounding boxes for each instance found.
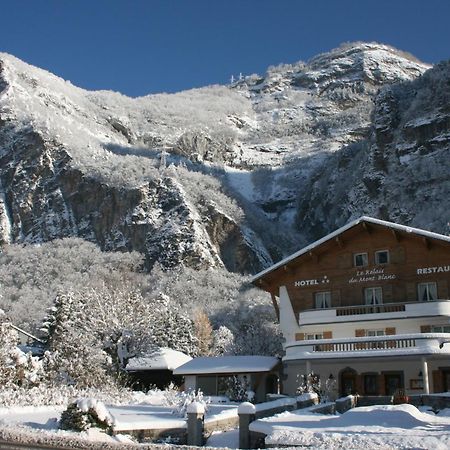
[354,252,369,267]
[366,329,386,337]
[374,249,389,265]
[305,332,324,340]
[417,282,438,302]
[364,286,383,305]
[431,325,450,333]
[314,291,331,309]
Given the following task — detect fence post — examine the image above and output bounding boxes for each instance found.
[238,402,256,449]
[187,401,205,446]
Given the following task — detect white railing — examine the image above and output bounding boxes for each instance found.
[284,333,450,360]
[298,299,450,325]
[313,337,415,352]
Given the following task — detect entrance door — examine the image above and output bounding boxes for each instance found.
[340,368,357,396]
[384,373,403,395]
[443,370,450,392]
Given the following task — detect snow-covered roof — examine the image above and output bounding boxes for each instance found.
[126,348,192,372]
[173,356,280,375]
[251,216,450,283]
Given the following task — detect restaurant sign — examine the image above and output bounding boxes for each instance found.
[417,265,449,275]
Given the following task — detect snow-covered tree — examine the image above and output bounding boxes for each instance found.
[193,310,213,356]
[0,310,19,387]
[149,294,199,356]
[211,325,235,356]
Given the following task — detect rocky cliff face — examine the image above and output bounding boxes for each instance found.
[0,43,448,273]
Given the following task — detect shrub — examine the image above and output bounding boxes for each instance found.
[59,398,113,431]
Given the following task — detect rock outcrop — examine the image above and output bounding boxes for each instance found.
[0,43,448,273]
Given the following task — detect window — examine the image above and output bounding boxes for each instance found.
[375,250,389,265]
[431,325,450,333]
[354,252,368,267]
[315,291,331,309]
[305,333,323,340]
[366,329,385,337]
[418,282,437,301]
[364,287,383,305]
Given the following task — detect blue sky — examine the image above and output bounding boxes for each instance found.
[1,0,449,97]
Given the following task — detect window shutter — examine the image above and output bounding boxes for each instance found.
[420,325,431,333]
[337,253,352,269]
[323,331,333,339]
[355,329,365,337]
[331,290,341,307]
[385,327,396,335]
[295,333,305,341]
[437,281,448,299]
[406,283,416,301]
[390,246,405,264]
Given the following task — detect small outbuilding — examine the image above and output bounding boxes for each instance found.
[126,347,192,390]
[173,355,281,402]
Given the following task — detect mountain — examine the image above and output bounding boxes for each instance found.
[0,42,448,273]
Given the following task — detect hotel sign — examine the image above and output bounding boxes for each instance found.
[294,275,330,287]
[349,267,396,284]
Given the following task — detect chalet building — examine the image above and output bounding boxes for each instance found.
[251,217,450,397]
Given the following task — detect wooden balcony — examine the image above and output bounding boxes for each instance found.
[298,299,450,325]
[336,303,405,316]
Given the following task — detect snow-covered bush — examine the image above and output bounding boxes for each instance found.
[0,384,134,407]
[59,398,113,432]
[0,310,44,388]
[221,375,252,402]
[296,373,337,403]
[176,389,209,418]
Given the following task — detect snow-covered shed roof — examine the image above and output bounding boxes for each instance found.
[173,356,280,375]
[251,216,450,284]
[126,348,192,372]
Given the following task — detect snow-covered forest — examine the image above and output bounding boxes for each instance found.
[0,238,280,396]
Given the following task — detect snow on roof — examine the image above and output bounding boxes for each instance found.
[173,356,280,375]
[251,216,450,283]
[126,348,192,372]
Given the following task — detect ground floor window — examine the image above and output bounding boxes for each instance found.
[418,282,437,301]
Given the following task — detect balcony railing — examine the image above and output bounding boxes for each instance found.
[284,333,450,360]
[298,299,450,325]
[336,303,405,316]
[313,338,415,352]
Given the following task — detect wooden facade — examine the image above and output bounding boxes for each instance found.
[252,217,450,396]
[257,221,450,319]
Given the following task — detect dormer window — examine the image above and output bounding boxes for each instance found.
[375,250,389,265]
[354,252,368,267]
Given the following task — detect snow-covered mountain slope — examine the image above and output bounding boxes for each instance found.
[0,42,447,273]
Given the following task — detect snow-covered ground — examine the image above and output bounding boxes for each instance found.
[2,397,450,449]
[249,404,450,450]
